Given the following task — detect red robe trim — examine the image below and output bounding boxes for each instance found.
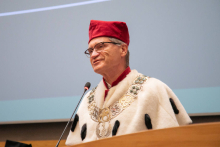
[103,67,131,100]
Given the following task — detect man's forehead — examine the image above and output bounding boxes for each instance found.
[88,37,110,47]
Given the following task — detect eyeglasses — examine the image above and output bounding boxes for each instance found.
[84,42,121,58]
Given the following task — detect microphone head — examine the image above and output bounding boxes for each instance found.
[84,82,91,91]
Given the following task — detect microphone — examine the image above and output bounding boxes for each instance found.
[55,82,91,147]
[84,82,91,92]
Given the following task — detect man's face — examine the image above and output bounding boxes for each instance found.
[88,37,122,75]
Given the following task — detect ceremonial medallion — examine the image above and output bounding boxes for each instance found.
[96,122,111,138]
[87,75,148,139]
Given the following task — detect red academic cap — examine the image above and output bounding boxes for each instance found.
[88,20,130,45]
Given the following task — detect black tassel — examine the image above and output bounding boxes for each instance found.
[145,114,152,129]
[71,114,79,132]
[112,120,120,136]
[169,98,179,114]
[81,124,87,141]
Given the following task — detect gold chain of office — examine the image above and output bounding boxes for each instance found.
[87,74,148,139]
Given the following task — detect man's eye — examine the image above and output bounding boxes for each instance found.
[96,44,104,50]
[88,49,93,54]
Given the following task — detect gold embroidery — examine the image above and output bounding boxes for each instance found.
[87,75,148,139]
[98,108,111,122]
[119,94,134,109]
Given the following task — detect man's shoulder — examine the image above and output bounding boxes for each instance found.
[135,71,167,88]
[134,74,170,96]
[146,77,167,87]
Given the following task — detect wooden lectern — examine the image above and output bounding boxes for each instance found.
[1,122,220,147]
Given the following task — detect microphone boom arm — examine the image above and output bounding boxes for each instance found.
[55,87,89,147]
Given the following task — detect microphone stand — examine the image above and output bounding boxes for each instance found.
[55,89,88,147]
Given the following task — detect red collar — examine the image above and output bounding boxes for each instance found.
[103,66,131,89]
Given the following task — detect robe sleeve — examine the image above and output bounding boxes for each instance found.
[162,82,193,125]
[147,78,192,129]
[65,115,82,145]
[65,91,91,146]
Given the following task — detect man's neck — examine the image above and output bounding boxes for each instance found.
[102,66,127,85]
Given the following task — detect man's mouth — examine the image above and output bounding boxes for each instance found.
[93,59,102,64]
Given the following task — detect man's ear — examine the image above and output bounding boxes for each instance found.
[120,44,128,57]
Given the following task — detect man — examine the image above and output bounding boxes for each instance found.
[65,20,192,145]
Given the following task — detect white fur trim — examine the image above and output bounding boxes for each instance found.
[65,70,192,146]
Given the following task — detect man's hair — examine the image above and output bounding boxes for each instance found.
[108,37,130,67]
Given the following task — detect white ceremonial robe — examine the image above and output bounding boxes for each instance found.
[66,70,192,145]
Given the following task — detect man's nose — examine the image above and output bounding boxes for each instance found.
[90,50,100,58]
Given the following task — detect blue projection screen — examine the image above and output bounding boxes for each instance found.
[0,0,220,124]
